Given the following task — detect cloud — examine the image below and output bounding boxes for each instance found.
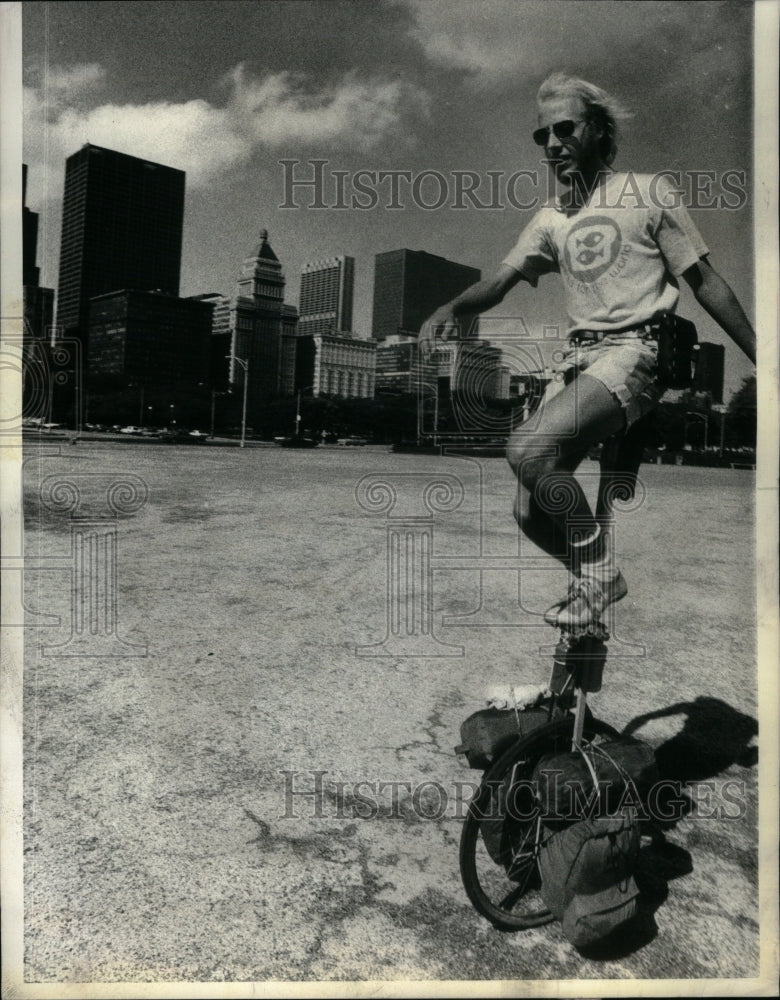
[397,0,751,102]
[23,63,429,203]
[227,65,428,152]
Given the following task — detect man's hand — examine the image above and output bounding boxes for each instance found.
[417,266,523,359]
[418,306,461,360]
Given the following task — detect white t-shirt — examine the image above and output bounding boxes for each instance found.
[502,171,708,334]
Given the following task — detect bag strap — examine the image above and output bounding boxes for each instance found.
[585,740,640,797]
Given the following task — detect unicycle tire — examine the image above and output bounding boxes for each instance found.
[459,714,621,930]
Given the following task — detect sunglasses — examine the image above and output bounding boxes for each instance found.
[532,119,585,146]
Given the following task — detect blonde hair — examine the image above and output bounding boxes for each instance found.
[537,73,631,165]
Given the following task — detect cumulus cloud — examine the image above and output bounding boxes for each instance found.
[23,62,429,202]
[398,0,750,103]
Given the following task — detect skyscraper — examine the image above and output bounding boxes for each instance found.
[22,164,54,346]
[371,249,481,341]
[298,255,355,337]
[56,144,185,338]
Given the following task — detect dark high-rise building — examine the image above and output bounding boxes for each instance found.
[87,290,213,388]
[22,164,55,348]
[371,249,481,341]
[694,342,725,404]
[23,164,40,287]
[298,255,355,337]
[56,144,185,338]
[190,293,232,390]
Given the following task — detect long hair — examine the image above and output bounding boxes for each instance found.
[537,73,631,165]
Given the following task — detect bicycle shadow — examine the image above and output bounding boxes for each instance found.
[577,696,758,960]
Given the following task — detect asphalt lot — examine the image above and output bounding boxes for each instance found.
[20,440,760,988]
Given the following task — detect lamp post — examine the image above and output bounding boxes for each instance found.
[227,355,249,448]
[711,403,727,457]
[295,385,315,437]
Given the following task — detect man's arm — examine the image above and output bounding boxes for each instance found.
[681,257,756,364]
[418,264,525,355]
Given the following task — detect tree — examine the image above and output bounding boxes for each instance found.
[726,375,756,448]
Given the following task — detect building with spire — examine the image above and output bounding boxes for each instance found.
[228,228,298,412]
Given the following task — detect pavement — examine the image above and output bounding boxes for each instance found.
[17,441,762,991]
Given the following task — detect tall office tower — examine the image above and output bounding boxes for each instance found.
[371,249,481,341]
[22,164,54,345]
[694,341,726,404]
[23,164,40,287]
[298,255,355,337]
[56,144,185,339]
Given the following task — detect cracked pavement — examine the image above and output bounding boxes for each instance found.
[20,443,760,988]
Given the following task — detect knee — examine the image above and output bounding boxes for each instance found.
[506,439,555,492]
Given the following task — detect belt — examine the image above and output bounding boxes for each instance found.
[573,318,665,343]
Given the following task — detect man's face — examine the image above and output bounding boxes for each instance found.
[535,95,603,186]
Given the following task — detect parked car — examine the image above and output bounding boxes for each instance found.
[119,425,142,435]
[337,437,368,446]
[280,435,319,448]
[157,427,206,444]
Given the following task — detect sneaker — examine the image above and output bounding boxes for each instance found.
[544,571,628,630]
[543,577,581,627]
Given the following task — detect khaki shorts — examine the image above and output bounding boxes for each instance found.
[542,332,662,428]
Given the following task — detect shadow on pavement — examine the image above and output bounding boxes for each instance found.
[622,695,758,783]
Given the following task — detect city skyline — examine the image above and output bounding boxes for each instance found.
[22,1,756,398]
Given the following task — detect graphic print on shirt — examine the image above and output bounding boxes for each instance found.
[562,215,622,283]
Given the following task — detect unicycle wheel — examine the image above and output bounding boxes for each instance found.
[459,714,620,930]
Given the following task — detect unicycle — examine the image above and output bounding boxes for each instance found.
[458,622,620,930]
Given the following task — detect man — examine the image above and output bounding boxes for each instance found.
[419,73,755,631]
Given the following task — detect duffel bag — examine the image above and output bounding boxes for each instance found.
[533,736,658,827]
[539,810,641,948]
[456,705,553,771]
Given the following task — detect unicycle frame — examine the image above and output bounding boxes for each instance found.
[547,621,611,751]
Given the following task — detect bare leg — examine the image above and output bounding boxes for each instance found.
[506,374,628,626]
[507,373,625,562]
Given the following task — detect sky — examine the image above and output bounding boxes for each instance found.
[21,0,758,399]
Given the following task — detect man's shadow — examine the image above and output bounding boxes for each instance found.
[623,695,758,783]
[577,696,757,961]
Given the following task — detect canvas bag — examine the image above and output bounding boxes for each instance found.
[532,736,658,827]
[538,810,641,948]
[456,705,553,771]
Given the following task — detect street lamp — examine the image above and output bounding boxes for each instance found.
[227,354,249,448]
[711,403,728,457]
